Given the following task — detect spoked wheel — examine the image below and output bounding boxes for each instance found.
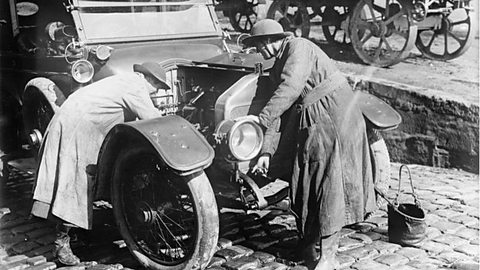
[350,0,418,67]
[267,0,311,37]
[322,5,352,45]
[228,0,259,33]
[111,145,219,270]
[415,5,476,60]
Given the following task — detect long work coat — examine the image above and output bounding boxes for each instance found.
[258,37,376,239]
[32,73,162,229]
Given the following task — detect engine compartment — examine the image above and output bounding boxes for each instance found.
[162,65,274,139]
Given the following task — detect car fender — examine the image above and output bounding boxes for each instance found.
[94,115,214,200]
[357,91,402,130]
[22,77,67,141]
[23,77,66,110]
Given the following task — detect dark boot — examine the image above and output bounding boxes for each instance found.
[302,241,320,270]
[314,232,340,270]
[54,224,80,266]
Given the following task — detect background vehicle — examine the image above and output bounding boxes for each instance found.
[265,0,475,67]
[213,0,265,33]
[0,0,401,269]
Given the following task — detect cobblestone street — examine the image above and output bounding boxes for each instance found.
[0,162,478,270]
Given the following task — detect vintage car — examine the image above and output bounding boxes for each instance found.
[0,0,401,269]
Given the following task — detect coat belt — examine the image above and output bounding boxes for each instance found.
[296,72,349,128]
[299,72,348,108]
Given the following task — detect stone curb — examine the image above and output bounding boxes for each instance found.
[345,73,479,173]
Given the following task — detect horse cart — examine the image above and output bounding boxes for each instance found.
[266,0,475,66]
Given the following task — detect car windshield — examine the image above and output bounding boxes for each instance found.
[72,0,219,43]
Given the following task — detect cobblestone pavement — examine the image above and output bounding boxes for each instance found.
[0,163,478,270]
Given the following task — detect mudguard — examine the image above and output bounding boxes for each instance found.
[109,115,213,172]
[94,115,214,199]
[357,92,402,130]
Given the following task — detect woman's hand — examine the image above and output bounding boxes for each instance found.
[252,153,270,176]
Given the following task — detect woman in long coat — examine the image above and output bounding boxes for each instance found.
[31,62,170,265]
[245,20,376,269]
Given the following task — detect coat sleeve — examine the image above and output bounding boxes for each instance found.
[261,118,280,155]
[123,84,162,120]
[258,40,313,129]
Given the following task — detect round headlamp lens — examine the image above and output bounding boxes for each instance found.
[95,45,112,61]
[71,60,94,84]
[229,120,263,161]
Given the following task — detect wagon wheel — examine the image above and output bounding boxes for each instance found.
[228,0,259,33]
[321,5,352,45]
[349,0,418,67]
[267,0,310,38]
[112,145,219,270]
[415,6,475,60]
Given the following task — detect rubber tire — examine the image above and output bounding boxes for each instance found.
[368,128,391,209]
[111,146,219,270]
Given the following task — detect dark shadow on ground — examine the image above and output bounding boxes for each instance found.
[312,39,365,65]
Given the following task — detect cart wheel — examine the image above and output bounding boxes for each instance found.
[368,128,390,210]
[350,0,418,67]
[267,0,310,38]
[228,0,259,33]
[111,145,219,270]
[321,5,352,45]
[415,7,475,60]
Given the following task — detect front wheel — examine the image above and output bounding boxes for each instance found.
[111,145,219,270]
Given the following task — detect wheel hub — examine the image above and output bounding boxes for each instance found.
[370,21,385,37]
[412,1,428,21]
[136,202,158,225]
[28,129,43,148]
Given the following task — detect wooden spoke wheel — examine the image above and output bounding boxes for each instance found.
[267,0,311,38]
[228,0,260,33]
[350,0,418,67]
[415,5,475,60]
[321,5,352,45]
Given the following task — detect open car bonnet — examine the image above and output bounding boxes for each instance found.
[195,52,275,71]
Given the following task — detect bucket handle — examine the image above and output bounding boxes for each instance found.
[393,164,421,208]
